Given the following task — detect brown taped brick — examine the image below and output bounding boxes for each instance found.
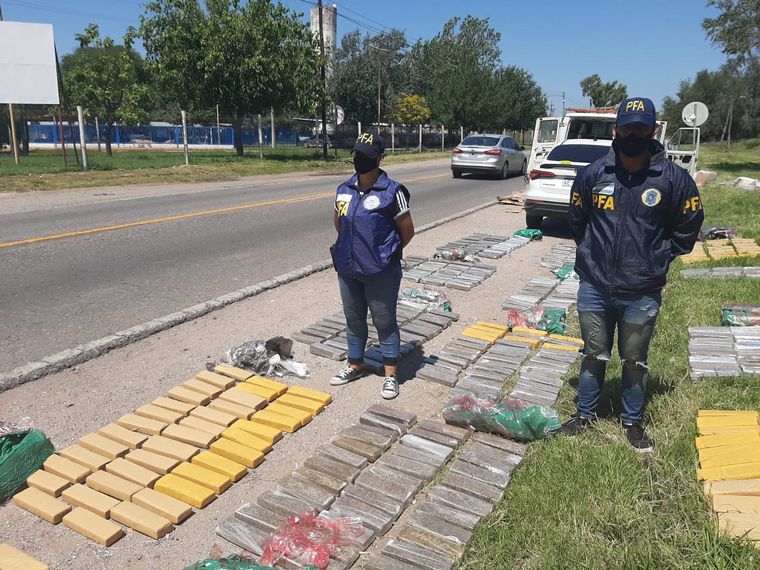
[213,364,253,381]
[98,423,148,449]
[61,483,120,518]
[287,386,332,405]
[132,487,193,524]
[167,386,210,406]
[79,433,130,459]
[117,413,167,436]
[13,487,71,523]
[59,445,110,472]
[125,448,180,475]
[209,399,256,419]
[141,435,199,462]
[236,382,278,403]
[152,396,196,415]
[183,378,223,398]
[192,451,247,482]
[0,543,49,570]
[196,370,237,389]
[221,427,272,453]
[43,454,90,484]
[190,406,237,427]
[179,415,227,437]
[105,458,160,488]
[162,424,216,448]
[135,404,184,424]
[86,470,143,501]
[218,386,267,411]
[247,375,289,396]
[63,507,124,545]
[110,501,173,539]
[26,469,70,497]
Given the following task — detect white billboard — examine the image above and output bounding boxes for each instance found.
[0,22,60,104]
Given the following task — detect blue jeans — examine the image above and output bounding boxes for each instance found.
[338,264,402,366]
[576,281,661,424]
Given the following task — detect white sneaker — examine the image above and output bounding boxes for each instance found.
[381,375,399,399]
[330,366,364,386]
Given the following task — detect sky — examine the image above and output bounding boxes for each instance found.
[1,0,728,117]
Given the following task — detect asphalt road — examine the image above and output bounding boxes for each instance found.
[0,158,526,372]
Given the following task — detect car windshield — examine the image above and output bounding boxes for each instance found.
[461,136,500,147]
[546,144,610,164]
[566,118,615,140]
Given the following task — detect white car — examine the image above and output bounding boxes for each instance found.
[451,134,526,179]
[524,139,612,229]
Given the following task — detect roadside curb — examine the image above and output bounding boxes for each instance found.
[0,199,498,392]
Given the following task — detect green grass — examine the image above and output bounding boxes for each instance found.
[700,139,760,181]
[0,146,449,192]
[458,146,760,569]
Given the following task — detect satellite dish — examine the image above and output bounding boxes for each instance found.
[682,101,709,127]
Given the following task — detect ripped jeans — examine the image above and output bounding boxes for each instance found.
[576,281,661,424]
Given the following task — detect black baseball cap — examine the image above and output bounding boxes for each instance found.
[616,97,656,127]
[353,132,385,158]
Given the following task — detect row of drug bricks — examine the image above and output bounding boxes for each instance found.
[13,364,332,546]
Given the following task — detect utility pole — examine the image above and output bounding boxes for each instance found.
[317,0,328,160]
[548,102,554,116]
[562,91,565,115]
[368,45,390,130]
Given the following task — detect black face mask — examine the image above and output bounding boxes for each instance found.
[353,153,378,175]
[613,132,652,158]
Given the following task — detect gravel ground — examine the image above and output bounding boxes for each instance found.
[0,203,566,569]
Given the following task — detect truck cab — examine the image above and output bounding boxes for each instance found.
[527,109,669,173]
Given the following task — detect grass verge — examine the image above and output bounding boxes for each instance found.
[0,147,450,193]
[459,146,760,569]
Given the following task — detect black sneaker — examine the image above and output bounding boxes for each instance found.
[624,422,653,453]
[561,415,594,436]
[330,366,365,386]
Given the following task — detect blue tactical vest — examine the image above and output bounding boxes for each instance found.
[331,170,404,279]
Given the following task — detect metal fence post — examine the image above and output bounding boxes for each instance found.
[460,125,464,143]
[391,123,395,153]
[77,106,88,170]
[418,124,422,153]
[181,110,189,165]
[441,124,444,150]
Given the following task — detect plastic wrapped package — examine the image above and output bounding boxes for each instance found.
[185,556,280,570]
[506,307,545,329]
[514,228,543,240]
[442,392,561,442]
[699,226,737,241]
[722,304,760,327]
[552,265,579,282]
[225,338,310,378]
[399,287,452,312]
[537,309,567,334]
[0,422,54,502]
[259,512,363,569]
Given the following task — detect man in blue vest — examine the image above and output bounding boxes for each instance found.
[563,97,704,451]
[330,133,415,399]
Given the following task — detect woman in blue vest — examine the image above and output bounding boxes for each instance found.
[330,132,415,399]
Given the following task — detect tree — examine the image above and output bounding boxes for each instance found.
[703,0,760,60]
[411,16,501,130]
[391,93,430,148]
[332,29,410,125]
[486,66,546,131]
[579,74,628,108]
[141,0,321,156]
[61,24,149,156]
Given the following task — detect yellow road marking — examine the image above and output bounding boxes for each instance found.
[0,171,450,250]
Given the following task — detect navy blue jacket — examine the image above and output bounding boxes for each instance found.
[568,140,704,294]
[331,170,409,279]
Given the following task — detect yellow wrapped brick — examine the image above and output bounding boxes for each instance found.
[718,512,760,540]
[235,382,279,403]
[154,473,216,508]
[698,425,760,436]
[697,460,760,481]
[221,427,273,454]
[277,394,325,415]
[247,375,289,396]
[230,419,283,443]
[213,363,253,382]
[695,432,760,450]
[512,326,548,337]
[700,447,760,469]
[251,409,301,432]
[287,386,332,405]
[700,443,760,462]
[267,403,313,426]
[542,343,581,353]
[171,461,231,494]
[548,333,584,345]
[210,438,265,468]
[697,415,759,429]
[698,409,760,418]
[192,450,247,482]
